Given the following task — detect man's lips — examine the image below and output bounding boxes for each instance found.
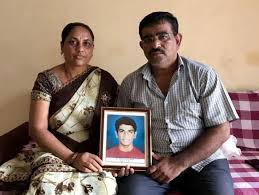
[122,139,131,143]
[150,51,164,57]
[151,51,163,55]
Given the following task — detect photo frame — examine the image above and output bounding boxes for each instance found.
[99,107,152,171]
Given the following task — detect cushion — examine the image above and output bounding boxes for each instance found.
[229,150,259,194]
[0,180,29,191]
[220,135,241,159]
[0,122,29,165]
[229,91,259,150]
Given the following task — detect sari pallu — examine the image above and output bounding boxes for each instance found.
[0,67,118,195]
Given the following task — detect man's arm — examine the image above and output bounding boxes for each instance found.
[147,121,230,183]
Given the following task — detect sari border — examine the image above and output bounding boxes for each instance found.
[48,66,98,117]
[31,90,52,102]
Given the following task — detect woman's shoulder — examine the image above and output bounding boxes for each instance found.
[36,64,58,78]
[32,65,63,95]
[95,66,112,76]
[94,67,117,84]
[38,64,62,77]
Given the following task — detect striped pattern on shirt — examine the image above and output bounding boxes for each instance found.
[117,56,239,171]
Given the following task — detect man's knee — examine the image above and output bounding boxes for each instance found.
[195,159,234,195]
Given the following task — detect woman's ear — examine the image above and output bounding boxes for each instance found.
[139,41,144,50]
[60,42,64,55]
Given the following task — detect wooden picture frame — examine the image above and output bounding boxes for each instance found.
[99,107,152,171]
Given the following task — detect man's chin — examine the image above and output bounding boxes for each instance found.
[148,59,165,66]
[148,55,165,64]
[121,143,132,147]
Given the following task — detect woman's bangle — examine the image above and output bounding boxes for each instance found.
[66,152,79,165]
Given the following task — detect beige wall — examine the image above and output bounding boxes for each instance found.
[0,0,259,135]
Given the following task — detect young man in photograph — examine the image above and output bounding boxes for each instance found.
[106,116,144,159]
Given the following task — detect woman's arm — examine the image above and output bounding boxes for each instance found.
[29,100,73,162]
[29,100,103,172]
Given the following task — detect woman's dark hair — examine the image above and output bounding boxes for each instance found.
[139,11,179,38]
[115,117,137,132]
[61,22,94,46]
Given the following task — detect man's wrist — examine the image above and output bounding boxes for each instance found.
[173,154,191,170]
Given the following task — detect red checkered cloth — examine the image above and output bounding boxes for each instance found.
[228,91,259,195]
[229,91,259,149]
[229,150,259,195]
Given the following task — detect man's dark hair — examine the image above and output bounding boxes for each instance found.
[139,11,179,39]
[115,117,137,132]
[61,22,94,47]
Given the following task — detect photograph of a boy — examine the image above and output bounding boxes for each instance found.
[106,116,145,159]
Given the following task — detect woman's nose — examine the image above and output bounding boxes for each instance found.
[76,43,84,51]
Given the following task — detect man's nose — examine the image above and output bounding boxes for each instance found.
[123,131,130,136]
[151,38,162,48]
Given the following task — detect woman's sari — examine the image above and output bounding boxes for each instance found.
[0,67,118,195]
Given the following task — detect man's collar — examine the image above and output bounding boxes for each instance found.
[177,54,185,69]
[141,63,152,81]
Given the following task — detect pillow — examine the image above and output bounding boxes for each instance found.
[220,135,241,159]
[229,91,259,149]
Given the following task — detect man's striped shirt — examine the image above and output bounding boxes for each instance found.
[117,56,239,171]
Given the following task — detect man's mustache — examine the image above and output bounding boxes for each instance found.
[149,48,165,55]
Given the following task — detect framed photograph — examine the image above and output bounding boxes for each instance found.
[99,107,152,171]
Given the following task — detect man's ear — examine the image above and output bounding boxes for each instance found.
[134,131,137,139]
[175,33,182,49]
[115,131,118,138]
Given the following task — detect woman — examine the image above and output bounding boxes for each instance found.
[0,22,118,194]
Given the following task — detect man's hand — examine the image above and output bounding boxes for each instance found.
[146,153,187,184]
[73,152,103,173]
[112,165,134,177]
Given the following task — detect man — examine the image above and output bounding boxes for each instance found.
[106,116,144,159]
[116,11,239,195]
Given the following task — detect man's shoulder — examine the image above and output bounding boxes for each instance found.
[106,146,119,154]
[121,64,147,83]
[180,56,216,79]
[181,56,212,71]
[132,147,145,158]
[133,147,144,153]
[126,64,147,77]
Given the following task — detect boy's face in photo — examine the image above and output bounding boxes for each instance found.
[116,124,137,147]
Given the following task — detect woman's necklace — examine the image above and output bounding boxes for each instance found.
[63,63,89,83]
[63,64,73,81]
